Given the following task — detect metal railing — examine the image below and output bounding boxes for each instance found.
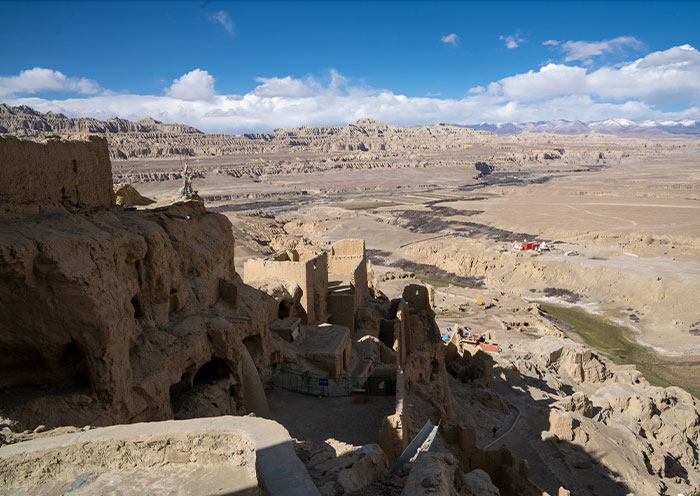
[271,366,395,397]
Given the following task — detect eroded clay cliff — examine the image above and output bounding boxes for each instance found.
[0,135,281,430]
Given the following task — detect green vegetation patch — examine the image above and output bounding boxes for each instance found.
[539,303,700,398]
[435,311,464,319]
[415,273,467,288]
[391,259,484,289]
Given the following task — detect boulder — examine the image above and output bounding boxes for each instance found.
[562,392,594,418]
[549,411,576,442]
[113,183,154,207]
[460,468,500,496]
[337,444,388,493]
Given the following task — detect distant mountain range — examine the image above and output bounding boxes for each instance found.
[0,103,202,137]
[459,118,700,136]
[2,103,699,139]
[2,104,699,139]
[2,103,699,160]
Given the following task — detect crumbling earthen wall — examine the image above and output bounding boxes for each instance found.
[379,285,454,463]
[379,369,407,462]
[327,291,356,331]
[243,251,328,323]
[446,333,495,388]
[441,424,541,496]
[0,135,114,209]
[328,239,369,307]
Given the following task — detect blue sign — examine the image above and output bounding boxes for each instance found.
[318,378,329,386]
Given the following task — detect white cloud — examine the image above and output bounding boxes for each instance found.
[165,69,216,101]
[253,76,314,98]
[253,69,352,98]
[328,69,348,93]
[559,36,642,62]
[441,33,459,47]
[3,45,700,133]
[0,67,101,98]
[542,40,559,46]
[494,44,700,105]
[209,10,235,36]
[500,34,524,49]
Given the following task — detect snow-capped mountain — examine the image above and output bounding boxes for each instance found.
[461,119,700,136]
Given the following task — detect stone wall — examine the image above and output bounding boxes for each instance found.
[0,135,114,209]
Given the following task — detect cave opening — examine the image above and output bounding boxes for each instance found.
[0,340,89,392]
[169,357,231,418]
[278,300,291,319]
[193,356,229,387]
[57,340,89,388]
[131,295,143,318]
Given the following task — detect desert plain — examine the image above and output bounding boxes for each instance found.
[2,109,700,495]
[122,127,700,360]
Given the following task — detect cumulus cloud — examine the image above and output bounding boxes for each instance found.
[558,36,643,62]
[253,69,349,98]
[3,45,700,133]
[253,76,314,98]
[441,33,459,47]
[209,10,235,36]
[493,44,700,105]
[165,69,216,100]
[542,40,559,46]
[500,34,524,49]
[0,67,101,98]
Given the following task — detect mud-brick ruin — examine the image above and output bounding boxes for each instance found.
[243,239,371,376]
[1,135,546,495]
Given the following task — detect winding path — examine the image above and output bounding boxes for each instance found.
[480,403,522,450]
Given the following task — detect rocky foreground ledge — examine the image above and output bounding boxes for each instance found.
[0,416,318,496]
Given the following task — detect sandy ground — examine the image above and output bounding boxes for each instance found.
[107,143,700,495]
[266,387,395,446]
[120,144,699,361]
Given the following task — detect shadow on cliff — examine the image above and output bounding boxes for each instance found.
[265,386,395,447]
[492,365,633,496]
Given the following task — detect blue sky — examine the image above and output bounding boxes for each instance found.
[1,1,699,132]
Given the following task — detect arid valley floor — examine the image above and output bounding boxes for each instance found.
[123,125,700,493]
[2,110,700,495]
[125,130,700,362]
